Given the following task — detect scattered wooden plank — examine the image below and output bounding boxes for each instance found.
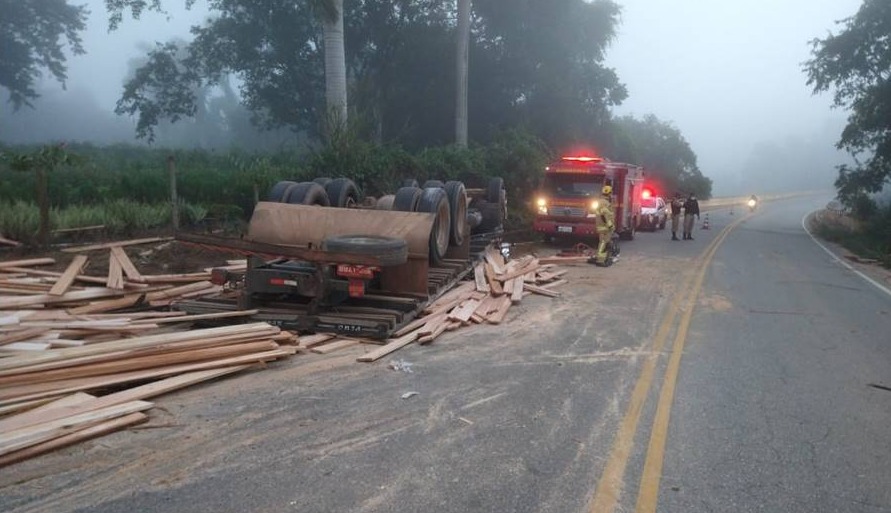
[537,256,589,265]
[0,342,52,352]
[0,366,251,433]
[473,262,490,293]
[418,319,449,344]
[495,258,540,282]
[131,309,258,325]
[0,412,147,468]
[48,255,89,296]
[106,253,124,290]
[138,273,212,284]
[485,263,504,296]
[66,294,143,315]
[0,236,21,247]
[0,328,49,346]
[510,279,524,303]
[357,332,419,362]
[525,283,561,297]
[541,279,568,289]
[61,237,172,254]
[448,299,481,323]
[110,246,143,282]
[310,338,361,354]
[145,281,214,302]
[486,296,512,324]
[297,333,337,348]
[0,258,55,269]
[503,277,515,295]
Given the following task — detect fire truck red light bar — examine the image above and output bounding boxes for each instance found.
[561,156,602,162]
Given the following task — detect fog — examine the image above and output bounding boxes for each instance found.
[1,0,863,195]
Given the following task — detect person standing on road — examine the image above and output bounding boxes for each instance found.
[592,185,616,266]
[683,193,700,240]
[670,193,683,241]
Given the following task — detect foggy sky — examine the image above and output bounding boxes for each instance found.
[8,0,864,195]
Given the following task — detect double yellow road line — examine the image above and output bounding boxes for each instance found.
[588,214,747,513]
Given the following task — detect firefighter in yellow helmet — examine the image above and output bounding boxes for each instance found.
[591,184,616,266]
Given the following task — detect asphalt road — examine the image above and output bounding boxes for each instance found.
[2,195,889,513]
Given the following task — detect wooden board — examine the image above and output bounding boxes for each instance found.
[61,237,172,253]
[297,333,336,348]
[510,279,525,303]
[486,296,512,324]
[110,246,143,281]
[48,255,89,296]
[356,332,419,362]
[309,338,361,354]
[0,258,55,269]
[448,299,481,323]
[524,283,561,297]
[473,262,490,293]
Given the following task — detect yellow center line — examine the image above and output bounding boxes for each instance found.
[587,219,738,513]
[635,216,745,513]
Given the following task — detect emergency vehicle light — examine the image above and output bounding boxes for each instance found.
[642,189,653,199]
[561,156,602,162]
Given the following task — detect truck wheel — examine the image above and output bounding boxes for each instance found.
[422,180,444,189]
[322,235,408,267]
[267,180,298,202]
[417,187,451,264]
[444,181,467,246]
[286,182,331,206]
[487,177,505,203]
[392,186,423,211]
[478,201,504,232]
[313,177,333,187]
[402,179,420,188]
[326,178,361,208]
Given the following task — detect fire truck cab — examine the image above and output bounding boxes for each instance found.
[533,156,645,241]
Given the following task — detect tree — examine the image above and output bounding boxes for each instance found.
[455,0,471,147]
[805,0,891,207]
[2,144,83,246]
[612,115,712,199]
[0,0,87,109]
[316,0,348,135]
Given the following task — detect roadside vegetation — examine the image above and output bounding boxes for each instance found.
[806,0,891,266]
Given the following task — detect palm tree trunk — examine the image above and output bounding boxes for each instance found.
[322,0,347,136]
[455,0,471,147]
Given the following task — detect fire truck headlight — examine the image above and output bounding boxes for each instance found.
[590,200,600,211]
[536,198,548,215]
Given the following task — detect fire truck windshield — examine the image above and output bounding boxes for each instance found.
[543,174,604,197]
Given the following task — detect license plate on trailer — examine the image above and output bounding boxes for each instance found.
[336,264,378,279]
[557,226,573,233]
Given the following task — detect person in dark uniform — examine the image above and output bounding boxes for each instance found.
[683,193,700,240]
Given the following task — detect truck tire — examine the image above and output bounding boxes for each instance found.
[477,200,504,232]
[375,194,395,210]
[392,186,423,211]
[322,235,408,267]
[267,180,298,202]
[286,182,331,206]
[313,177,333,187]
[422,180,444,189]
[487,177,505,203]
[326,178,361,208]
[444,181,468,246]
[402,179,420,188]
[417,187,451,264]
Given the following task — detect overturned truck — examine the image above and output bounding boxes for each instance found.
[176,177,507,339]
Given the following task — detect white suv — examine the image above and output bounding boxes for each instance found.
[639,196,667,231]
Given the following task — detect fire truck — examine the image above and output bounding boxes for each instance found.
[532,156,645,241]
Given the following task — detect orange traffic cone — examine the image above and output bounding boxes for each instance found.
[701,213,710,230]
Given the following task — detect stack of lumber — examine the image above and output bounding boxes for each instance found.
[357,248,566,363]
[0,322,296,466]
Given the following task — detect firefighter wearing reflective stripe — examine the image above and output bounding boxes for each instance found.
[594,185,616,266]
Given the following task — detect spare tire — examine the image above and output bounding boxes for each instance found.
[286,182,330,206]
[392,186,423,212]
[313,177,333,187]
[267,180,298,202]
[326,178,361,208]
[444,181,468,246]
[323,235,408,267]
[402,179,420,188]
[417,187,451,264]
[422,180,445,189]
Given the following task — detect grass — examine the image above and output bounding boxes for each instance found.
[812,210,891,268]
[0,200,209,245]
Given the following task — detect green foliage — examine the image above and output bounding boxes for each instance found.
[806,0,891,206]
[813,205,891,268]
[0,0,87,109]
[611,115,712,199]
